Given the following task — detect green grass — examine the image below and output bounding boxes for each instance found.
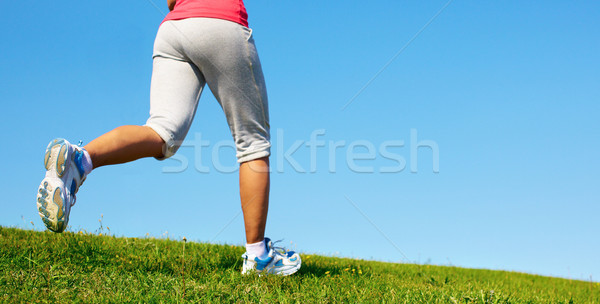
[1,226,598,303]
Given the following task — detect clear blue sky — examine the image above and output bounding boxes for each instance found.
[1,1,599,282]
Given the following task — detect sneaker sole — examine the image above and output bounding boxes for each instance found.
[37,179,66,232]
[38,138,70,233]
[44,138,68,178]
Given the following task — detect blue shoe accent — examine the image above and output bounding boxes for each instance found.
[72,150,86,178]
[275,260,284,267]
[253,256,273,271]
[70,180,77,196]
[289,256,297,262]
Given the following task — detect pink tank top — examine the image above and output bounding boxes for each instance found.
[163,0,249,27]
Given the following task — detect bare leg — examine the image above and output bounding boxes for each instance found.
[84,125,164,169]
[240,157,270,244]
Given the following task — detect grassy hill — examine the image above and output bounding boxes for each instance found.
[1,226,598,303]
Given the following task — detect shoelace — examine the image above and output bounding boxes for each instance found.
[269,239,292,257]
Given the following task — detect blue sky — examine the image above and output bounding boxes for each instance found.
[1,1,599,282]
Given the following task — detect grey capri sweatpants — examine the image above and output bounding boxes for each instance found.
[145,17,270,163]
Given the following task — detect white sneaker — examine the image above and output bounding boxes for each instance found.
[36,138,87,233]
[241,238,301,276]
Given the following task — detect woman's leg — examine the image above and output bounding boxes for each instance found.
[239,157,270,244]
[181,19,272,244]
[84,125,164,169]
[172,19,272,247]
